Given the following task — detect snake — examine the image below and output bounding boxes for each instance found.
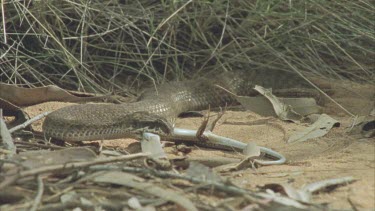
[43,70,311,164]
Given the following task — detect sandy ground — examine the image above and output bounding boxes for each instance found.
[24,81,374,210]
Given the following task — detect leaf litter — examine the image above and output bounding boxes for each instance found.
[1,79,374,210]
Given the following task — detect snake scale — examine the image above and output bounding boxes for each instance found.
[43,70,310,144]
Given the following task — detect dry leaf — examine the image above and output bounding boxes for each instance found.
[301,176,356,194]
[301,114,322,124]
[253,85,302,122]
[93,171,198,211]
[60,191,79,204]
[0,83,108,107]
[186,162,222,183]
[288,114,340,143]
[279,98,322,116]
[230,142,261,171]
[261,183,311,203]
[128,197,142,210]
[142,132,171,170]
[213,143,262,172]
[0,112,16,156]
[256,191,308,209]
[236,85,322,122]
[12,147,97,169]
[243,142,261,157]
[141,132,166,159]
[261,176,356,204]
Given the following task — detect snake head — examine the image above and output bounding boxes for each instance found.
[126,112,173,136]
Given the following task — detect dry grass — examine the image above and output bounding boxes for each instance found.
[1,0,374,93]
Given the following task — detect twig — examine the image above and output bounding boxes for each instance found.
[37,201,93,211]
[43,186,74,203]
[196,106,210,140]
[0,109,16,157]
[207,106,226,131]
[30,175,44,211]
[0,152,149,189]
[1,0,6,44]
[196,105,225,139]
[9,111,52,133]
[347,197,359,211]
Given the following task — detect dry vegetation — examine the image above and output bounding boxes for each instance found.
[1,0,373,90]
[1,0,374,210]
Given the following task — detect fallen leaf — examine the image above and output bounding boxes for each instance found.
[287,114,340,143]
[236,85,321,123]
[0,111,16,157]
[0,83,110,107]
[212,143,262,172]
[301,176,356,194]
[261,176,356,204]
[261,183,311,203]
[256,191,309,209]
[301,114,321,124]
[186,162,222,183]
[141,132,166,159]
[243,142,261,157]
[253,86,303,122]
[60,191,79,204]
[280,98,322,116]
[230,142,261,171]
[12,147,97,169]
[93,171,198,211]
[128,197,142,210]
[142,132,171,170]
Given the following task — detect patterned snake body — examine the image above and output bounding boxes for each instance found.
[43,76,237,141]
[43,71,309,142]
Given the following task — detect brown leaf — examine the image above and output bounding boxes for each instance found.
[0,83,109,107]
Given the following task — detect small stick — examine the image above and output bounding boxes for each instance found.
[207,105,226,131]
[9,111,52,133]
[196,106,210,140]
[1,0,7,44]
[195,106,226,142]
[0,109,16,156]
[30,175,44,211]
[347,197,359,211]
